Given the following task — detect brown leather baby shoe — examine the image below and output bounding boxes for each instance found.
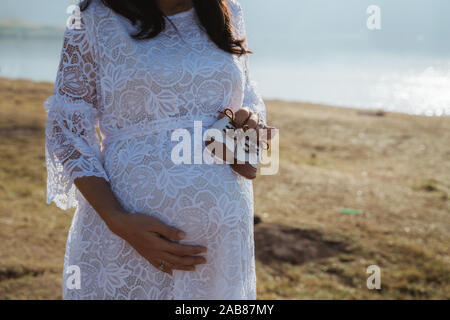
[205,108,277,180]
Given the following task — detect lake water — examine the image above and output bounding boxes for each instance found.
[0,37,62,83]
[1,0,449,116]
[251,52,450,116]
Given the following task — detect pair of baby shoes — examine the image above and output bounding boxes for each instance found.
[205,108,274,180]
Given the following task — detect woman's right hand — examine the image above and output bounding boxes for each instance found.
[108,211,207,275]
[73,176,206,276]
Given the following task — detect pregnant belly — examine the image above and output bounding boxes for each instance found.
[103,131,254,245]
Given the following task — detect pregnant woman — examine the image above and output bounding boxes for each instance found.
[44,0,266,299]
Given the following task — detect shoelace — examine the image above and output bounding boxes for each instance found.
[218,108,270,152]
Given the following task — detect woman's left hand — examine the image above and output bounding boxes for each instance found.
[233,107,276,141]
[233,107,259,130]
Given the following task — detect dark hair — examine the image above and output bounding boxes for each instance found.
[80,0,251,55]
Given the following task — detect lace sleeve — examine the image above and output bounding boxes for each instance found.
[228,0,267,124]
[44,14,109,210]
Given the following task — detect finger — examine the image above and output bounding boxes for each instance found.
[161,262,197,273]
[161,252,207,267]
[131,233,205,266]
[245,112,258,130]
[171,264,196,272]
[154,258,195,272]
[145,216,186,241]
[160,261,173,275]
[148,258,173,275]
[234,107,251,128]
[158,237,207,256]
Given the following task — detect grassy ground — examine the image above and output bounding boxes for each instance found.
[0,77,449,299]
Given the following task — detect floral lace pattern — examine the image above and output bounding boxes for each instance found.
[45,0,264,299]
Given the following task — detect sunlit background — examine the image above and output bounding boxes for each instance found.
[1,0,449,116]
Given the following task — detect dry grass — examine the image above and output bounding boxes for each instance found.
[0,77,449,299]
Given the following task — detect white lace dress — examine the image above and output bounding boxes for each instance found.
[44,0,266,300]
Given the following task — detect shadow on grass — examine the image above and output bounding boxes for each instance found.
[0,124,43,139]
[0,266,46,282]
[255,223,348,266]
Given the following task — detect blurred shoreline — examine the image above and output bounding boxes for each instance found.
[2,0,450,116]
[2,75,450,118]
[1,23,450,117]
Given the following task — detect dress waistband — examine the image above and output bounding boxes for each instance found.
[102,115,218,147]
